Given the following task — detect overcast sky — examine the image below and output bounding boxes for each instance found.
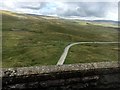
[0,0,118,21]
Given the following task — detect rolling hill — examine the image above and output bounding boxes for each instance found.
[1,10,119,68]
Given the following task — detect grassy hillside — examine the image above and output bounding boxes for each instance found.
[71,19,118,28]
[65,43,118,64]
[1,10,119,68]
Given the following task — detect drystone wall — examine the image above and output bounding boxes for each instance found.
[1,61,120,89]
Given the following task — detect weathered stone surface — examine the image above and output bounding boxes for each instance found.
[1,61,120,89]
[1,61,119,77]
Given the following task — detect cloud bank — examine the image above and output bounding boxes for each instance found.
[0,0,118,21]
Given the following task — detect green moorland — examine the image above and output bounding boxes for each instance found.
[1,10,119,68]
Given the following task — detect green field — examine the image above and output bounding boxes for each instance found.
[1,10,119,68]
[65,43,118,64]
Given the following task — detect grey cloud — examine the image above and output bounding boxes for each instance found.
[4,2,114,19]
[119,2,120,20]
[1,1,117,20]
[17,2,47,10]
[56,2,109,18]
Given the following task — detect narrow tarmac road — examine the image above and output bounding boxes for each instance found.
[57,42,119,65]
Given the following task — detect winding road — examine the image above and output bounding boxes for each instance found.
[56,42,119,65]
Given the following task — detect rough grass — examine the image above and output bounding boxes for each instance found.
[65,43,118,64]
[2,10,119,68]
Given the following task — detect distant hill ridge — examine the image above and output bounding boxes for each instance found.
[1,10,118,24]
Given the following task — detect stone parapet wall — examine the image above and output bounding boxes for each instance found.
[1,61,120,89]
